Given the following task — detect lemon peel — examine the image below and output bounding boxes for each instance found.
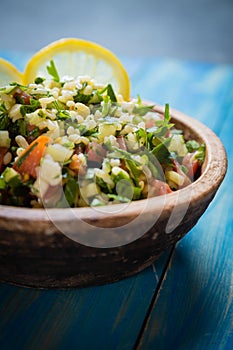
[0,58,22,85]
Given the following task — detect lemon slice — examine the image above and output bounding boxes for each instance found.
[23,38,130,100]
[0,58,22,85]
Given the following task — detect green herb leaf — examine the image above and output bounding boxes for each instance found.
[46,60,60,82]
[0,177,6,190]
[9,82,29,90]
[28,126,40,140]
[124,159,141,186]
[108,194,131,203]
[186,140,201,153]
[107,84,117,102]
[150,138,172,164]
[20,99,40,116]
[107,147,141,165]
[51,99,68,117]
[164,103,170,123]
[137,95,142,104]
[102,96,111,117]
[73,81,93,104]
[141,148,164,180]
[133,104,154,116]
[136,128,147,143]
[195,144,206,163]
[57,110,70,120]
[34,77,46,84]
[91,197,107,206]
[0,103,10,130]
[17,119,27,137]
[64,177,79,206]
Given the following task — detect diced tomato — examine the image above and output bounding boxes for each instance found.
[120,159,128,171]
[27,124,37,133]
[182,153,199,179]
[74,143,86,155]
[0,147,8,173]
[190,159,199,177]
[43,184,63,207]
[165,130,171,138]
[172,159,179,172]
[69,154,86,175]
[14,91,31,105]
[13,135,51,178]
[117,136,127,150]
[148,179,173,197]
[86,142,106,163]
[26,124,39,143]
[172,159,191,187]
[145,119,156,128]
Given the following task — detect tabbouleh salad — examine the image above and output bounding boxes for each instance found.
[0,61,205,208]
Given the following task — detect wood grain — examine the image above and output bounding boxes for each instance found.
[0,250,172,350]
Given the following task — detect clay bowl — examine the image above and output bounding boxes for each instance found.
[0,105,227,289]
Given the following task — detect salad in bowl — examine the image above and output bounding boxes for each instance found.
[0,61,205,209]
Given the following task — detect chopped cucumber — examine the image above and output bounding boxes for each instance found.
[169,134,188,157]
[98,123,118,140]
[2,167,21,187]
[81,182,100,199]
[45,144,73,163]
[0,131,10,148]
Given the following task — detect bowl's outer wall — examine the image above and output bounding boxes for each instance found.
[0,106,227,288]
[0,190,215,288]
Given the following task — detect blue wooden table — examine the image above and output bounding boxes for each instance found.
[0,51,232,350]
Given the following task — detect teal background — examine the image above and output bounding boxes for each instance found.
[1,0,233,63]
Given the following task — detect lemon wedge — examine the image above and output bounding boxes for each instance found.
[23,38,130,100]
[0,58,22,86]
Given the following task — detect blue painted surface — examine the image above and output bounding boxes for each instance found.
[0,51,232,349]
[137,59,233,350]
[0,251,172,350]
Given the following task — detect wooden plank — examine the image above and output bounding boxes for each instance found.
[0,249,172,350]
[137,64,233,349]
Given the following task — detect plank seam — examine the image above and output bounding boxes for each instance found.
[133,245,176,350]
